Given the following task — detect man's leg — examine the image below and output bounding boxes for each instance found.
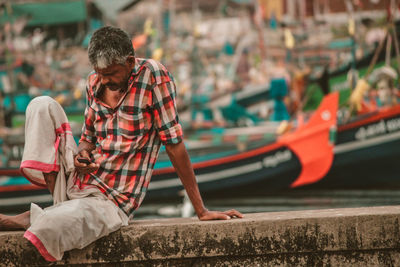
[0,170,58,231]
[0,171,56,230]
[24,196,129,261]
[0,96,66,231]
[0,211,30,230]
[43,171,58,196]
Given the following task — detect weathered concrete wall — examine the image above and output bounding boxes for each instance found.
[2,206,400,266]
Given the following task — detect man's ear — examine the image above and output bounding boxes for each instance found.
[126,55,135,68]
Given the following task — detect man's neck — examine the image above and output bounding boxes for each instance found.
[99,87,126,109]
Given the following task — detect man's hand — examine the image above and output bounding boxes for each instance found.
[198,209,244,221]
[74,150,99,174]
[165,142,244,221]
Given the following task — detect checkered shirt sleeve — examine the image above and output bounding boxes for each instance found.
[80,78,97,144]
[151,73,183,144]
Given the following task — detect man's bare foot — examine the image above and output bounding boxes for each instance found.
[0,211,30,231]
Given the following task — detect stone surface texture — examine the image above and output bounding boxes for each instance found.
[2,206,400,266]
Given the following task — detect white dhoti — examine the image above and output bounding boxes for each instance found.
[20,96,128,261]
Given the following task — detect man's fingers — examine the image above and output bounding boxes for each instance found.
[79,150,90,158]
[88,163,99,168]
[75,163,99,175]
[213,213,231,220]
[198,210,244,221]
[200,213,230,221]
[75,161,87,167]
[200,211,232,221]
[224,209,244,218]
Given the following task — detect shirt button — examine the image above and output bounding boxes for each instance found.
[107,135,111,139]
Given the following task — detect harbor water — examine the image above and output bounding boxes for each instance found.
[3,176,400,218]
[135,189,400,219]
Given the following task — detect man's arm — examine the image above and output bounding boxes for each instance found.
[75,80,99,174]
[165,142,243,220]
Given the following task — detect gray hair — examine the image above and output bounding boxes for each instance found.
[88,26,135,69]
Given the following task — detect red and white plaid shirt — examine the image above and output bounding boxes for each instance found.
[76,58,183,218]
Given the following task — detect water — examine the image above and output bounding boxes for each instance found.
[133,189,400,219]
[3,189,400,218]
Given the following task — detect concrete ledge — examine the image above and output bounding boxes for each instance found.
[2,206,400,266]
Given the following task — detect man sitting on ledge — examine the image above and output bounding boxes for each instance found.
[0,26,243,262]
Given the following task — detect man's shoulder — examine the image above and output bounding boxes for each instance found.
[137,58,173,85]
[138,58,168,73]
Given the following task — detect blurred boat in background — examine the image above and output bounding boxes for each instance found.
[2,0,400,215]
[0,92,337,209]
[147,92,338,200]
[2,48,400,212]
[2,84,400,211]
[2,89,400,214]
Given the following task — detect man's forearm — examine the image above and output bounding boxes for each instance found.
[165,142,208,217]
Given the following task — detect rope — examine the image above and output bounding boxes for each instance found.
[390,0,400,74]
[386,35,392,66]
[365,28,388,79]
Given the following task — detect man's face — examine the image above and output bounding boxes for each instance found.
[95,56,135,92]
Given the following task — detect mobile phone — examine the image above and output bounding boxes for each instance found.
[77,157,91,164]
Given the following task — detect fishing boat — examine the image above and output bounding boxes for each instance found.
[0,92,338,211]
[2,16,400,211]
[313,104,400,189]
[2,85,400,213]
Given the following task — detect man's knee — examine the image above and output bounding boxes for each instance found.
[26,96,61,116]
[27,96,56,109]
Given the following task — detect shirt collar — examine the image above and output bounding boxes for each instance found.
[131,57,141,76]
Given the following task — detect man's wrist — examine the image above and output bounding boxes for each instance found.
[196,207,209,218]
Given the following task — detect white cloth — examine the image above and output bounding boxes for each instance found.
[26,195,128,261]
[20,96,129,261]
[21,96,77,204]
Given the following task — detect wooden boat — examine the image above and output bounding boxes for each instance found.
[2,88,400,213]
[148,92,339,200]
[311,104,400,189]
[2,61,400,212]
[0,92,339,211]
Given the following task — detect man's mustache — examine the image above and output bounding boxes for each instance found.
[105,83,118,87]
[99,83,118,90]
